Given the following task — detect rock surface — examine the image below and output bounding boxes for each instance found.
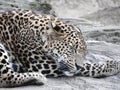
[0,0,120,90]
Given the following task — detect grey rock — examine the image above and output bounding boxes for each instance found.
[0,0,120,90]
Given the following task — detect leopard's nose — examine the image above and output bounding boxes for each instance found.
[75,63,81,70]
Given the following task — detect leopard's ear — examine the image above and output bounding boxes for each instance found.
[50,22,65,36]
[52,22,61,32]
[49,21,61,32]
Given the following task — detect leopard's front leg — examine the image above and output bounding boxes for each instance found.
[0,72,47,87]
[75,61,120,77]
[0,43,47,87]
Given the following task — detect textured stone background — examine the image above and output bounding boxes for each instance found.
[0,0,120,90]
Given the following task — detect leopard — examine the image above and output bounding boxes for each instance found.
[0,9,120,87]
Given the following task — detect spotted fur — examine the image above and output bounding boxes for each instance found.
[0,9,120,87]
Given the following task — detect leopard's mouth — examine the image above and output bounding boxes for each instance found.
[58,61,80,76]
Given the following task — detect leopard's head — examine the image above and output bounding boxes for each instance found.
[45,18,87,76]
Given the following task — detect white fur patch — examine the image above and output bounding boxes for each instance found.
[63,71,74,76]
